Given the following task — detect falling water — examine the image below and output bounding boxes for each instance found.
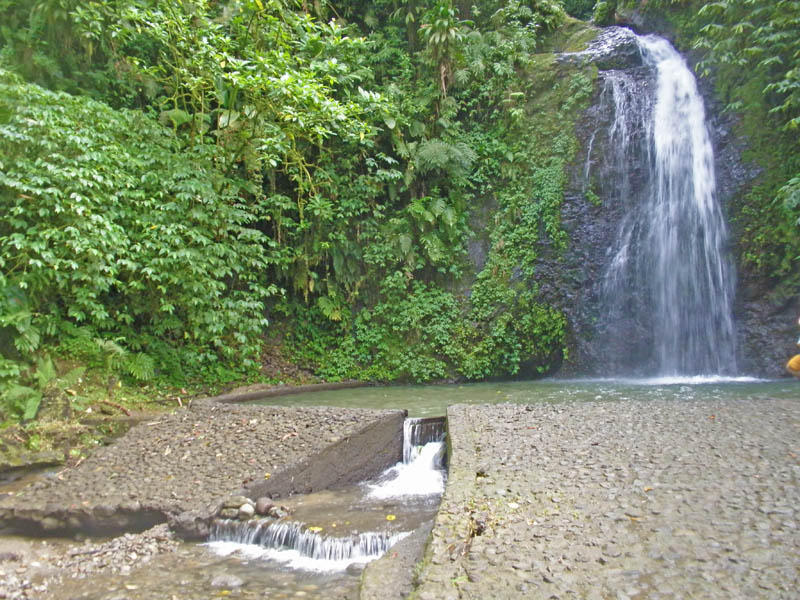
[208,519,409,571]
[599,34,736,376]
[368,417,447,499]
[205,418,446,572]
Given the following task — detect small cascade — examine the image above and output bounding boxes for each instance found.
[591,32,737,376]
[204,416,447,573]
[403,417,447,463]
[208,519,408,569]
[368,417,447,499]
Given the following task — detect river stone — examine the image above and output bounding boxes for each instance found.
[268,506,288,519]
[238,503,255,519]
[40,516,63,531]
[210,573,244,588]
[255,497,273,515]
[222,496,251,509]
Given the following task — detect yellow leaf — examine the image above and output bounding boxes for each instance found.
[308,526,323,532]
[254,0,264,9]
[264,472,271,479]
[386,514,396,521]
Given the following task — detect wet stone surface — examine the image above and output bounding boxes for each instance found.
[0,403,403,539]
[414,398,800,599]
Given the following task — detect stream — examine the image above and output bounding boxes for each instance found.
[4,378,796,599]
[38,417,447,600]
[253,376,797,417]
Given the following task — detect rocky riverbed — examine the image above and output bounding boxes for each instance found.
[413,397,799,599]
[0,402,405,599]
[2,395,798,599]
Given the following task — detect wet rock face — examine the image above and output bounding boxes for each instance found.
[541,31,658,376]
[558,26,642,70]
[542,25,786,377]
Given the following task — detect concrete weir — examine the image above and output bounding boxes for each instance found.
[411,399,800,600]
[0,402,405,539]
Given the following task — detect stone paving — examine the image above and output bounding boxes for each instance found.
[412,398,800,599]
[0,402,404,539]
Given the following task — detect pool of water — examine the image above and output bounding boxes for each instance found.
[254,377,798,417]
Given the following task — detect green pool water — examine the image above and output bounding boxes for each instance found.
[253,377,798,418]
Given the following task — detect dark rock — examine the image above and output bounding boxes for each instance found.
[255,497,274,515]
[0,552,20,562]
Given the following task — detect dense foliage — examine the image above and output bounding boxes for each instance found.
[1,0,797,420]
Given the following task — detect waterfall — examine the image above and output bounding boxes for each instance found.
[368,417,447,499]
[596,33,737,376]
[208,519,409,571]
[402,417,447,463]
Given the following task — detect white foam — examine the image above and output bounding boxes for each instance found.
[205,531,411,572]
[552,376,767,386]
[615,375,766,386]
[367,441,445,499]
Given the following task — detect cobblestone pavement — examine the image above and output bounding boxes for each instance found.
[413,398,799,599]
[0,402,403,537]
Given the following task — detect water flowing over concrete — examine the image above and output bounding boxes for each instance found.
[597,33,737,376]
[206,417,446,575]
[207,520,409,572]
[369,417,447,500]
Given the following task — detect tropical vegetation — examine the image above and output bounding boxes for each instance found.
[1,0,797,429]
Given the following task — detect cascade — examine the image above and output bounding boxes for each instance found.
[206,417,446,571]
[208,519,409,569]
[594,33,736,376]
[402,417,447,463]
[368,417,447,499]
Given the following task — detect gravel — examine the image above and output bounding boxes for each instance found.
[3,396,798,599]
[0,524,177,600]
[413,397,800,599]
[0,402,402,537]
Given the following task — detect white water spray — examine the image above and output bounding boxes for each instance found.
[207,520,409,572]
[368,418,447,499]
[600,33,736,376]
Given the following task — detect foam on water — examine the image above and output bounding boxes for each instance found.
[206,520,411,572]
[205,533,410,572]
[367,441,446,500]
[567,376,767,386]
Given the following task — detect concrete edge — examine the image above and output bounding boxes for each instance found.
[0,408,407,541]
[197,380,371,404]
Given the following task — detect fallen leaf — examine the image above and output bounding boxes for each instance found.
[386,514,396,521]
[308,526,323,532]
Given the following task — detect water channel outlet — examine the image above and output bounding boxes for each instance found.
[205,417,447,578]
